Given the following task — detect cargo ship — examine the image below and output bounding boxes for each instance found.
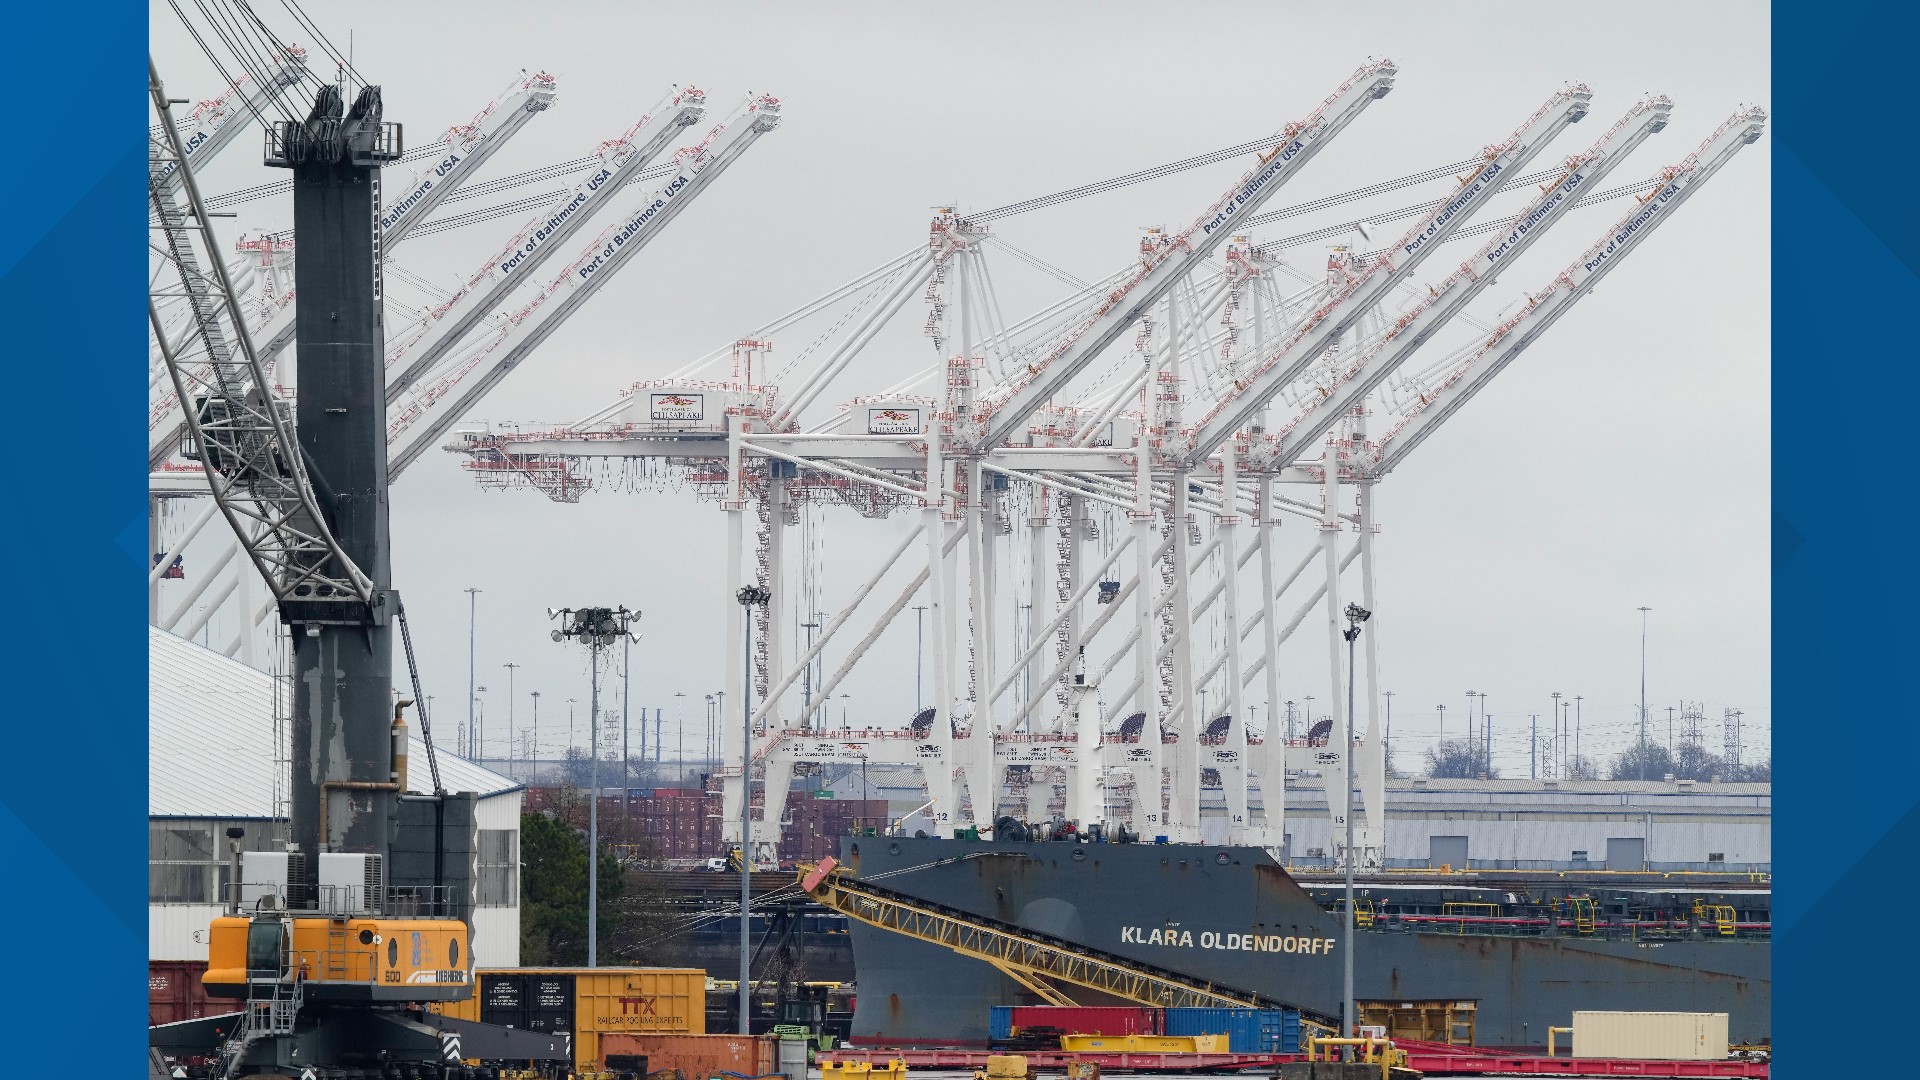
[838,835,1769,1049]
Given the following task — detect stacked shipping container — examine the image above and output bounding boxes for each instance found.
[989,1005,1301,1054]
[432,968,705,1070]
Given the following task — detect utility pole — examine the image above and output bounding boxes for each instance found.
[503,663,519,777]
[1436,704,1445,745]
[1550,691,1562,778]
[1575,694,1582,765]
[1530,714,1537,779]
[466,588,482,759]
[1383,690,1394,773]
[530,691,541,784]
[1637,606,1652,778]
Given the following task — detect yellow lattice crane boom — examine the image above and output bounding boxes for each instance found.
[798,858,1335,1027]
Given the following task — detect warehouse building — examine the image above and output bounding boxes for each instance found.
[815,766,1770,872]
[149,627,526,967]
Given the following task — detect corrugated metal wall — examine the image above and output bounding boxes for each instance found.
[149,790,524,965]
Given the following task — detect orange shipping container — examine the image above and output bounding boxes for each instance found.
[600,1033,776,1080]
[431,967,704,1070]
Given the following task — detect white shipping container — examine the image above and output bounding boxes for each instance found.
[1571,1011,1729,1061]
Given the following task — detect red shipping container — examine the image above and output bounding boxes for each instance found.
[150,960,224,1027]
[1008,1006,1164,1037]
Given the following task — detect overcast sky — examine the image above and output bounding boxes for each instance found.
[150,1,1772,779]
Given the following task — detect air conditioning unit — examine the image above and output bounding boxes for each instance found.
[317,852,385,915]
[240,851,294,911]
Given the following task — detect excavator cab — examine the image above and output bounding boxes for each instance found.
[244,916,288,981]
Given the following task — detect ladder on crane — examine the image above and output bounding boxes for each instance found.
[798,857,1336,1028]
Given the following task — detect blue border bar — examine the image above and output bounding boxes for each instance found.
[0,2,147,1048]
[1774,2,1919,1062]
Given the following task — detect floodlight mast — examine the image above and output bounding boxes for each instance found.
[551,604,640,966]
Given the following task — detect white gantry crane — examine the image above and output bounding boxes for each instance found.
[384,87,710,398]
[440,73,1762,867]
[152,46,310,196]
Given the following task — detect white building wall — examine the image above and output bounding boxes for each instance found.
[151,904,223,962]
[472,791,523,967]
[1282,811,1769,867]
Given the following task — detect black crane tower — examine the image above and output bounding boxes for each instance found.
[265,83,403,893]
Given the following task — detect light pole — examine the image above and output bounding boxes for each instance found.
[1436,703,1446,746]
[1383,690,1394,774]
[841,692,851,730]
[675,692,687,776]
[475,686,488,762]
[550,605,640,970]
[1637,605,1652,778]
[623,631,634,794]
[1341,602,1370,1041]
[504,663,519,776]
[530,691,541,784]
[735,585,771,1034]
[1550,691,1562,779]
[466,588,481,759]
[1574,694,1583,765]
[1477,693,1491,775]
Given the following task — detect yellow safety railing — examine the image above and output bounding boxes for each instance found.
[1307,1037,1405,1080]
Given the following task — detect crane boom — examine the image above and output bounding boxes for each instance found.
[386,95,784,476]
[1177,84,1593,465]
[152,47,309,196]
[798,858,1334,1020]
[149,72,560,470]
[1363,106,1768,478]
[1262,94,1673,467]
[148,60,378,624]
[385,88,708,402]
[967,59,1399,451]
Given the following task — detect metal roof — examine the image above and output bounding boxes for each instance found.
[150,627,519,818]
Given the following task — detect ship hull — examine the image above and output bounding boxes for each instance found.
[841,837,1768,1048]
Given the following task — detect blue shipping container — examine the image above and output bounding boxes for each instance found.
[1164,1007,1301,1053]
[989,1006,1013,1043]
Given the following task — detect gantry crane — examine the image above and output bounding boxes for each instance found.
[1256,93,1675,468]
[385,87,710,398]
[387,93,785,473]
[1176,83,1596,465]
[967,59,1400,451]
[430,76,1766,858]
[1361,105,1769,479]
